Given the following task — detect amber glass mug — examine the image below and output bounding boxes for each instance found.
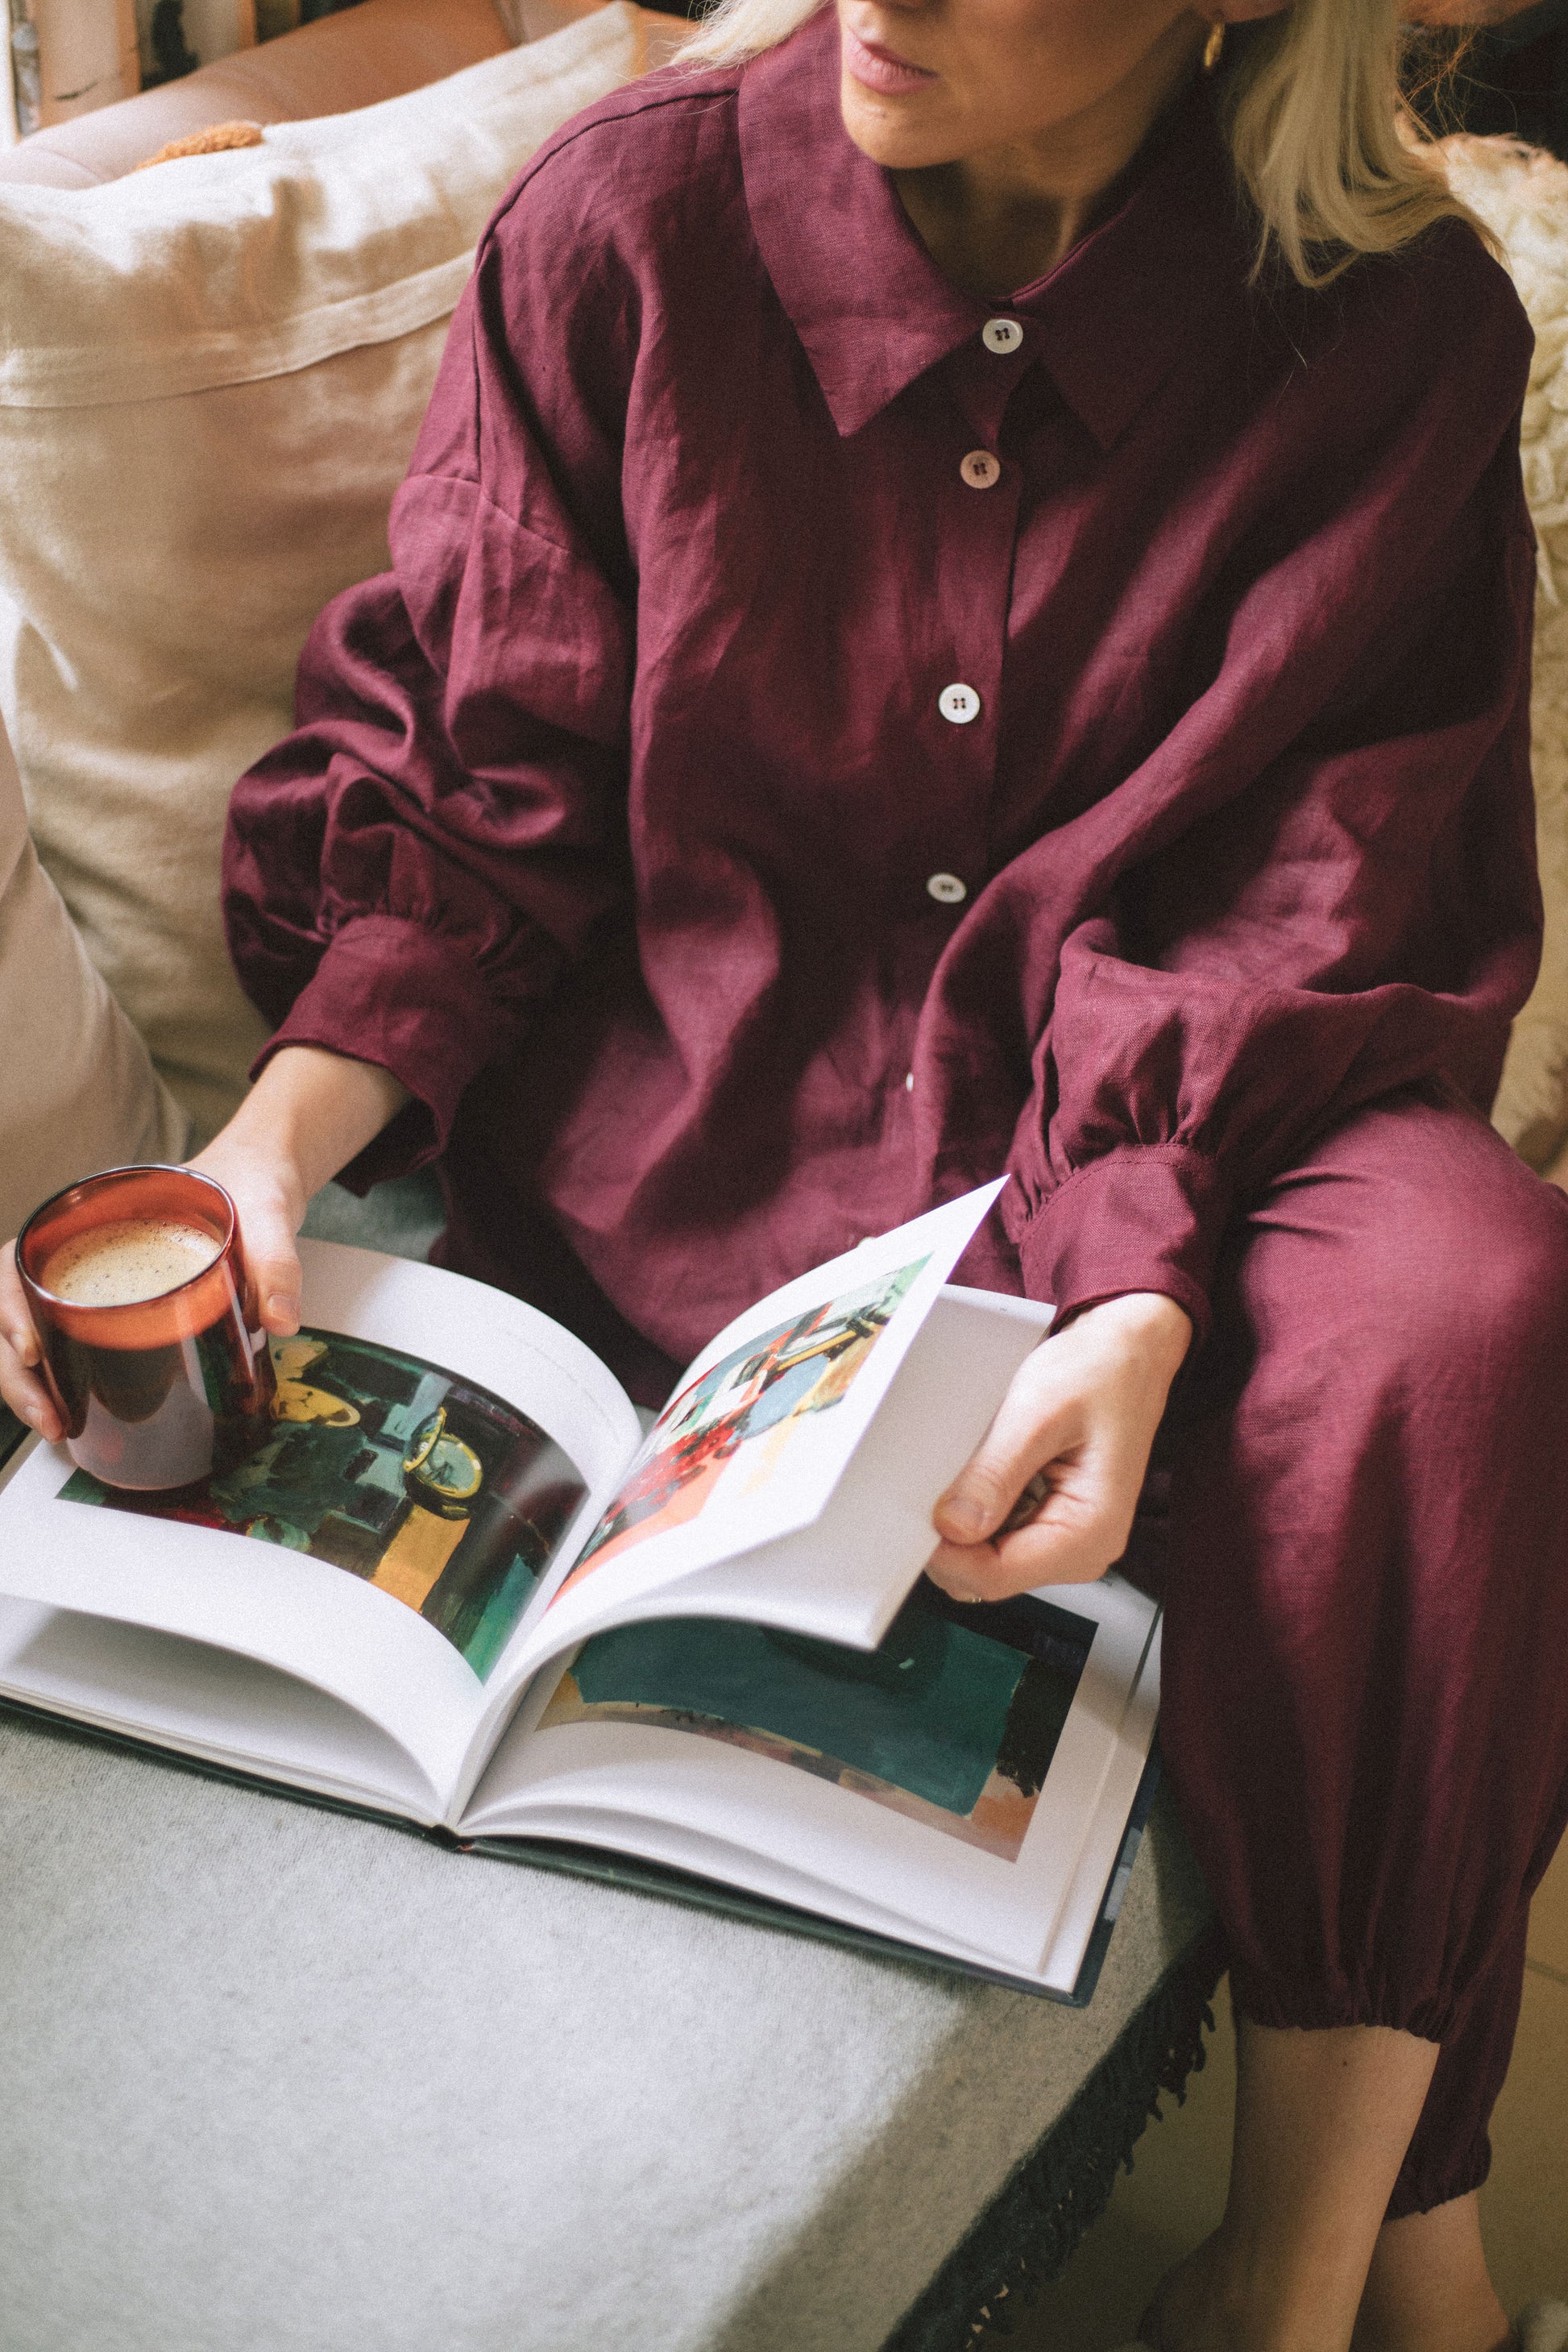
[17,1166,276,1491]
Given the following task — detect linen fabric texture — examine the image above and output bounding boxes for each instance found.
[224,15,1568,2210]
[1141,1083,1568,2214]
[228,15,1539,1367]
[0,4,645,1144]
[0,709,186,1237]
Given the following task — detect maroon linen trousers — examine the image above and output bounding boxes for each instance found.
[1151,1089,1568,2213]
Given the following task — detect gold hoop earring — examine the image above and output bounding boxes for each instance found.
[1203,19,1226,71]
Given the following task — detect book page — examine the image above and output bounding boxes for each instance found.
[557,1289,1056,1654]
[0,1595,443,1819]
[462,1572,1158,1981]
[0,1242,641,1814]
[449,1282,1053,1821]
[496,1185,1005,1688]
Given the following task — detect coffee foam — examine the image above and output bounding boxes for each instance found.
[43,1217,223,1307]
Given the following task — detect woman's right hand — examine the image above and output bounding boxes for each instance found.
[0,1044,411,1446]
[0,1241,63,1440]
[187,1127,310,1341]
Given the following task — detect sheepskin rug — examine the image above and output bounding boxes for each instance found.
[1441,133,1568,1174]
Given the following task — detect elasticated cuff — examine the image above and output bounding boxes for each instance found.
[251,914,511,1190]
[1018,1145,1230,1341]
[1227,1964,1494,2220]
[1386,2133,1494,2221]
[1228,1964,1455,2047]
[1231,1962,1491,2221]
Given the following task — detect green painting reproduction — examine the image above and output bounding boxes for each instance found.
[541,1586,1095,1860]
[56,1332,588,1680]
[556,1255,929,1599]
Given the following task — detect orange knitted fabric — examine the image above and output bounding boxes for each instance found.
[133,122,265,171]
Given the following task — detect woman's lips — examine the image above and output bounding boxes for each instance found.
[841,22,939,94]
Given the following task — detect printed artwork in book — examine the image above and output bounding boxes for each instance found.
[54,1332,587,1680]
[559,1257,929,1592]
[541,1587,1094,1861]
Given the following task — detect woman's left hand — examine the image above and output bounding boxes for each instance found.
[927,1292,1193,1603]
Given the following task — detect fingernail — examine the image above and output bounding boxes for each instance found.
[268,1293,300,1326]
[940,1494,985,1541]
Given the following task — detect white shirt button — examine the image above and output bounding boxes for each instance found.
[960,449,1002,490]
[905,1071,915,1091]
[926,873,968,905]
[938,682,981,725]
[981,317,1023,355]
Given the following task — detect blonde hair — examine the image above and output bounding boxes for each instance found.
[679,0,1484,292]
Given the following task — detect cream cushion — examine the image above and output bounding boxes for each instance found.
[1444,135,1568,1173]
[0,711,186,1236]
[0,4,645,1146]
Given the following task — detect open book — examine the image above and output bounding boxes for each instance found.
[0,1185,1162,2003]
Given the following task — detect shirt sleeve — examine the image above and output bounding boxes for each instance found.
[222,176,638,1186]
[1005,354,1540,1340]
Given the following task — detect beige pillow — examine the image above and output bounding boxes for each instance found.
[0,3,644,1145]
[0,710,186,1238]
[1442,135,1568,1172]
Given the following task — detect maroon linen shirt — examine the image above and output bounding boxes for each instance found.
[224,7,1540,1392]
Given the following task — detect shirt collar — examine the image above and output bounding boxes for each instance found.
[739,5,1250,449]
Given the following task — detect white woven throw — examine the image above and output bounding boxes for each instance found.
[1444,135,1568,1173]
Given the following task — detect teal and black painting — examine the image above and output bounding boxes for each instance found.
[571,1584,1093,1819]
[57,1329,587,1680]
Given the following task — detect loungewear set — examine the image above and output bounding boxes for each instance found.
[223,9,1568,2213]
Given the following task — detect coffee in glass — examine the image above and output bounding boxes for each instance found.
[17,1166,276,1491]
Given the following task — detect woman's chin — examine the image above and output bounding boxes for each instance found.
[838,79,959,169]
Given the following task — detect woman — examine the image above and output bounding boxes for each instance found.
[5,0,1567,2342]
